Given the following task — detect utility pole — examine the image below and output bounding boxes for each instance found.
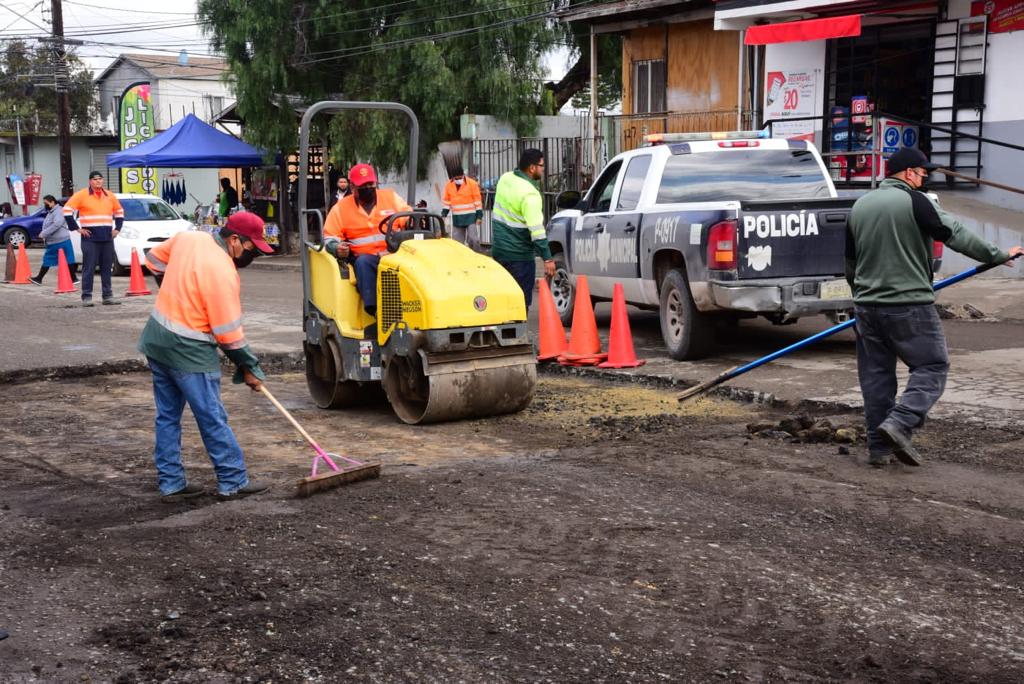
[51,0,73,197]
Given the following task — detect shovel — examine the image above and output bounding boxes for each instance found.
[678,255,1021,403]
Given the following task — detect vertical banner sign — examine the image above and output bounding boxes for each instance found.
[119,82,158,194]
[764,70,817,142]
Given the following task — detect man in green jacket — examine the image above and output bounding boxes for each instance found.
[846,147,1022,468]
[491,149,555,308]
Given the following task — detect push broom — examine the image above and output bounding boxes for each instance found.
[259,386,380,496]
[677,254,1021,404]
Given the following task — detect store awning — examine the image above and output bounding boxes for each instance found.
[744,14,862,45]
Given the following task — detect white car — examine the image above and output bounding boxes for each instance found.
[70,194,193,274]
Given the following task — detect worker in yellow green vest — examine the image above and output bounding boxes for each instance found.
[490,149,554,308]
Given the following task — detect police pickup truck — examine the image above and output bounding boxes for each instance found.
[547,130,861,360]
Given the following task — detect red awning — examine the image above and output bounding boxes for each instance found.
[744,15,862,45]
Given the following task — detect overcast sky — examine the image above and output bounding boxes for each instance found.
[1,0,571,80]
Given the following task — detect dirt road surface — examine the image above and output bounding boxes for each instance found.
[4,371,1024,682]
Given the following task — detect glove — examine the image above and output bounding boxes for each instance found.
[223,345,266,384]
[232,362,265,385]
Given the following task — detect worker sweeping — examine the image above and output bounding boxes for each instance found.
[138,211,275,502]
[845,147,1022,468]
[322,163,410,316]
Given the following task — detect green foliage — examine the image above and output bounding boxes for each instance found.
[198,0,567,175]
[0,40,97,134]
[569,34,622,111]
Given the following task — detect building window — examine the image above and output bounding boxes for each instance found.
[634,59,666,114]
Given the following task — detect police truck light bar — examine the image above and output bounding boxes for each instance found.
[644,130,770,145]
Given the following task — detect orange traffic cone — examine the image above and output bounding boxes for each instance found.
[11,243,31,284]
[558,275,606,366]
[54,249,76,294]
[536,278,568,362]
[599,283,645,369]
[3,242,15,283]
[125,247,152,296]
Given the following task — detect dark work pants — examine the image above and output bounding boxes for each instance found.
[352,254,381,312]
[854,304,950,456]
[497,259,536,309]
[81,239,114,300]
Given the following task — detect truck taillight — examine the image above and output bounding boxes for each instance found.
[932,240,944,258]
[707,220,738,270]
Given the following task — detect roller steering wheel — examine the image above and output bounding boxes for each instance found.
[380,211,447,253]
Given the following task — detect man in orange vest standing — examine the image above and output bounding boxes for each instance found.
[440,165,483,251]
[63,170,125,306]
[138,211,274,502]
[322,163,410,315]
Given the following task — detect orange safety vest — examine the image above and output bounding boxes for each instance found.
[323,190,410,256]
[63,187,124,228]
[442,177,483,218]
[143,231,247,350]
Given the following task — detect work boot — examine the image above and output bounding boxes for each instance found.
[161,482,205,503]
[102,297,121,306]
[877,420,922,467]
[217,480,271,501]
[868,452,892,468]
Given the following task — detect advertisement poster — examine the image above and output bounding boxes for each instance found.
[764,70,817,141]
[5,174,25,206]
[23,173,42,206]
[119,82,158,195]
[972,0,1024,33]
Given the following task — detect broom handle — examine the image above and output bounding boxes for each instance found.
[258,385,326,455]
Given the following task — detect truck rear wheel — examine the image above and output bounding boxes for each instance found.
[552,253,588,327]
[659,268,713,360]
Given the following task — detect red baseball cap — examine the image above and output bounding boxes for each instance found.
[225,211,274,253]
[348,163,377,187]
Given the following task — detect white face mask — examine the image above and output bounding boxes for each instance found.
[454,178,464,187]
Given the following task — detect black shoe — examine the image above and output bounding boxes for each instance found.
[161,482,205,503]
[102,297,121,306]
[877,421,922,466]
[82,298,94,307]
[868,452,892,468]
[29,276,43,286]
[217,481,270,501]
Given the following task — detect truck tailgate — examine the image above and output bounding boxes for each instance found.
[736,198,854,279]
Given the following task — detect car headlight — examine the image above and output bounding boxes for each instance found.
[118,226,139,240]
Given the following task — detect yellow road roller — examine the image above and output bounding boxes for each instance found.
[297,101,536,424]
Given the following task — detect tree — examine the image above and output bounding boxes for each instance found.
[198,0,618,174]
[551,33,622,113]
[0,40,97,134]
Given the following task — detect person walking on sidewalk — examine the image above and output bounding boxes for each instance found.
[138,211,274,502]
[441,165,483,250]
[63,171,124,306]
[490,149,555,309]
[845,147,1022,468]
[30,195,78,286]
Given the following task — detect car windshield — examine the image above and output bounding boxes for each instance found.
[121,198,179,221]
[656,149,833,204]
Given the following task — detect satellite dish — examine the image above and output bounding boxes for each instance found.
[178,50,188,66]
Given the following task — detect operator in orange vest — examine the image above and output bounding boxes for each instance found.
[441,165,483,251]
[138,211,274,502]
[63,170,125,306]
[322,163,410,315]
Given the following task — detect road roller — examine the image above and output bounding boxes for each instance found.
[297,101,537,424]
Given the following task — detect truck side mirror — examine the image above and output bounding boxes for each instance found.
[555,190,581,210]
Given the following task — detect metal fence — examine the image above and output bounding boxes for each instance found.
[602,109,755,156]
[468,136,600,245]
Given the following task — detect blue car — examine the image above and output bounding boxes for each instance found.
[0,207,47,247]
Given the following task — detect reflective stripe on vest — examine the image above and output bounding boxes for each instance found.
[492,200,528,228]
[151,310,216,344]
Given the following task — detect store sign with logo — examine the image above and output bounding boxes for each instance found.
[972,0,1024,33]
[119,82,158,194]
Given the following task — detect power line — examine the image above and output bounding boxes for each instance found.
[0,1,50,34]
[64,0,196,15]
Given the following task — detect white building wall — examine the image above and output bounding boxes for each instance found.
[153,78,234,130]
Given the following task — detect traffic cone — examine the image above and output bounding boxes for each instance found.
[3,242,14,283]
[599,283,645,369]
[125,247,152,296]
[536,278,568,362]
[558,275,606,366]
[54,249,76,294]
[11,243,31,284]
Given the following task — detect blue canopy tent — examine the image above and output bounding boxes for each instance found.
[106,114,267,168]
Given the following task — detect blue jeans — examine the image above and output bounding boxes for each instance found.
[854,304,950,456]
[352,253,381,311]
[497,259,536,309]
[148,358,249,496]
[81,239,114,300]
